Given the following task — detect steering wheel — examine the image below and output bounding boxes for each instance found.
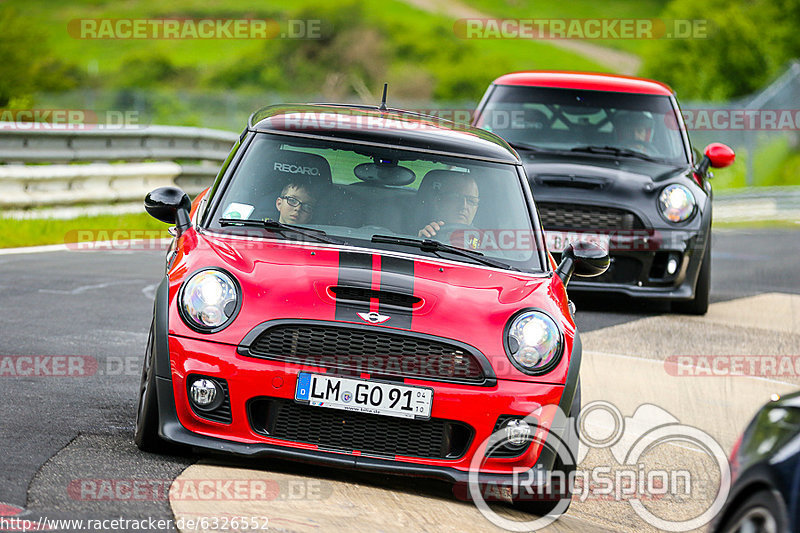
[433,223,478,248]
[358,225,396,235]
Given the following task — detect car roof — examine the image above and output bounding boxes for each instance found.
[248,104,520,164]
[491,71,674,96]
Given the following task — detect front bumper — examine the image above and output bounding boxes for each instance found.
[150,281,581,486]
[559,226,709,300]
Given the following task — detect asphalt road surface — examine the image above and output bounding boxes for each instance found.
[0,228,797,532]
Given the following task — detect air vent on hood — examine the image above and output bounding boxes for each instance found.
[533,174,610,190]
[330,286,422,310]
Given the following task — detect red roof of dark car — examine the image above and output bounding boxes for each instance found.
[492,71,674,96]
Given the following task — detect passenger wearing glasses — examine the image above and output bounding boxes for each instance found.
[275,180,316,225]
[418,175,480,239]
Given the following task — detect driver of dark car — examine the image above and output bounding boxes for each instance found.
[614,111,654,154]
[418,174,480,238]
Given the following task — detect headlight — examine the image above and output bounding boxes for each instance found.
[179,269,240,332]
[659,184,696,223]
[505,311,563,374]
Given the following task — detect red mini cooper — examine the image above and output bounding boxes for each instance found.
[135,104,608,513]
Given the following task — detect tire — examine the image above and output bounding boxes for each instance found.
[673,235,711,315]
[134,323,169,453]
[716,489,785,533]
[512,379,581,516]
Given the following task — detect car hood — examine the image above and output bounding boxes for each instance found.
[167,231,575,383]
[518,153,705,228]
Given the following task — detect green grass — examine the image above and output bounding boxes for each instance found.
[0,212,170,249]
[711,138,800,191]
[713,219,800,229]
[12,0,610,103]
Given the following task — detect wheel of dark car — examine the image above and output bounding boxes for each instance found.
[716,489,785,533]
[512,379,581,516]
[134,323,168,453]
[672,235,711,315]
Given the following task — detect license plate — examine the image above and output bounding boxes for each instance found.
[294,373,433,420]
[546,230,610,253]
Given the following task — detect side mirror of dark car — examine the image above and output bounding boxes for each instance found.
[145,186,192,236]
[696,143,735,175]
[555,241,610,286]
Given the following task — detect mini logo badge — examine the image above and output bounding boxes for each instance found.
[342,392,352,403]
[357,311,391,324]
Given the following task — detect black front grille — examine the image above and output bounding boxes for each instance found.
[248,397,473,459]
[246,324,486,384]
[537,203,644,231]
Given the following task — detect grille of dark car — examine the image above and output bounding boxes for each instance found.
[537,203,645,231]
[248,397,473,459]
[246,324,486,384]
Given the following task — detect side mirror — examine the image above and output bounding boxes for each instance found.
[145,186,192,236]
[555,241,609,286]
[696,143,735,175]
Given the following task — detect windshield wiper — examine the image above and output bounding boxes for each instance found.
[218,218,345,245]
[569,145,666,163]
[371,235,516,270]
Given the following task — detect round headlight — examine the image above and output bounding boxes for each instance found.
[506,311,562,374]
[180,269,239,332]
[659,184,696,223]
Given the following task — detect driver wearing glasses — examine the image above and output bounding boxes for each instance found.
[418,175,480,239]
[275,180,317,225]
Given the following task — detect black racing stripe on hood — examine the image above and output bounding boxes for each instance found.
[335,251,373,322]
[379,256,415,329]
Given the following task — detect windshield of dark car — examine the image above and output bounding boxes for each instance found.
[206,133,544,271]
[476,85,689,165]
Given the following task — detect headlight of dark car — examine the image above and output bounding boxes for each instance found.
[179,269,241,332]
[658,184,696,223]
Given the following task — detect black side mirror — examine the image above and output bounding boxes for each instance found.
[556,241,610,286]
[145,186,192,236]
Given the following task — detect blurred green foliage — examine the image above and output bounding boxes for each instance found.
[2,0,607,106]
[640,0,800,100]
[0,9,84,106]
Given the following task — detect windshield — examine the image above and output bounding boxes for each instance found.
[477,85,689,166]
[207,133,543,271]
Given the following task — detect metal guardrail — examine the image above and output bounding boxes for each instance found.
[0,123,238,163]
[0,122,796,223]
[0,124,237,218]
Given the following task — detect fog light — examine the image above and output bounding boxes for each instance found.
[190,378,222,410]
[667,257,679,275]
[503,419,532,447]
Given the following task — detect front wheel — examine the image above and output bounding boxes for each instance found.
[715,489,785,533]
[134,324,169,453]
